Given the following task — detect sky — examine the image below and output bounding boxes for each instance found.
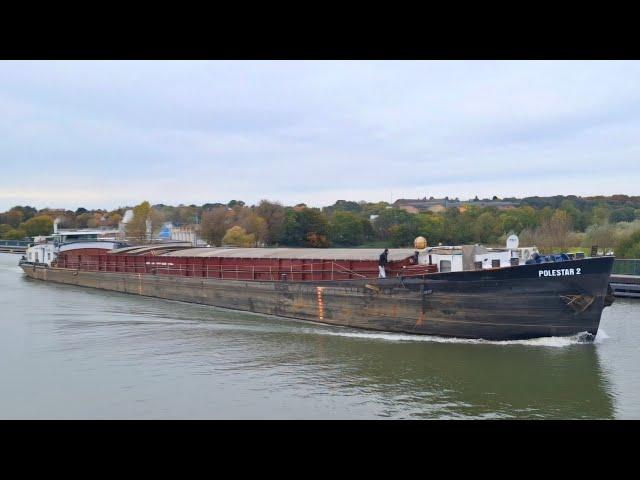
[1,60,639,211]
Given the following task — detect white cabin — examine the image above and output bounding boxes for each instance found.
[25,226,126,266]
[418,244,533,272]
[25,243,58,266]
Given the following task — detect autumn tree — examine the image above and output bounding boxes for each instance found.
[548,209,573,250]
[222,226,255,247]
[305,232,330,247]
[0,208,24,228]
[582,224,617,251]
[200,207,232,246]
[105,212,123,228]
[522,209,575,252]
[255,200,286,245]
[125,201,164,242]
[239,212,268,245]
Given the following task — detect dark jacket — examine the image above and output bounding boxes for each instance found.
[379,251,388,267]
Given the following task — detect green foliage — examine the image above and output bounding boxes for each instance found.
[582,223,618,250]
[5,229,27,240]
[591,205,610,225]
[616,230,640,259]
[322,200,363,216]
[499,206,537,233]
[472,211,502,244]
[0,224,27,239]
[441,208,473,244]
[387,213,443,247]
[20,215,53,237]
[610,207,636,223]
[372,209,413,241]
[559,199,588,231]
[329,211,366,246]
[280,208,330,247]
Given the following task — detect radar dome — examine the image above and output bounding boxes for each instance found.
[414,236,427,250]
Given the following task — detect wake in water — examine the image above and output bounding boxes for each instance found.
[0,264,24,274]
[305,327,610,348]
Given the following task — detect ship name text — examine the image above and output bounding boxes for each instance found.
[538,268,581,277]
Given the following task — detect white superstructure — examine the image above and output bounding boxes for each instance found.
[417,244,537,272]
[24,226,125,266]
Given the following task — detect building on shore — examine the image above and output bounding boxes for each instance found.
[394,197,519,213]
[157,222,205,246]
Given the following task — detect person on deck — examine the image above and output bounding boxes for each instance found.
[378,249,389,278]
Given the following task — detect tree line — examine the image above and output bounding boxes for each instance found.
[2,195,640,257]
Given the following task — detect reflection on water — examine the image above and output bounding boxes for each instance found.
[0,253,636,419]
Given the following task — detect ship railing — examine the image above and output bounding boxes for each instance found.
[57,259,410,280]
[330,262,367,279]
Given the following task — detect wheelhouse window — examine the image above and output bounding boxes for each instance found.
[439,260,451,272]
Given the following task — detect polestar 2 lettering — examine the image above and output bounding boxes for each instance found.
[538,268,581,277]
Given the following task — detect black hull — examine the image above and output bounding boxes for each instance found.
[20,256,614,341]
[386,256,614,340]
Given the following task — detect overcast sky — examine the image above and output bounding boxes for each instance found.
[1,60,639,211]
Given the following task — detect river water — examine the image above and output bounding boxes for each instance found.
[1,252,639,419]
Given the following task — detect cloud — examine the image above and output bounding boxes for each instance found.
[0,60,639,210]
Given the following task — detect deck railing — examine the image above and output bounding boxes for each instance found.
[56,259,435,281]
[0,240,32,247]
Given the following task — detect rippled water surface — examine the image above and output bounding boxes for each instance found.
[1,252,639,419]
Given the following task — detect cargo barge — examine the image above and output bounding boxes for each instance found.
[18,238,615,341]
